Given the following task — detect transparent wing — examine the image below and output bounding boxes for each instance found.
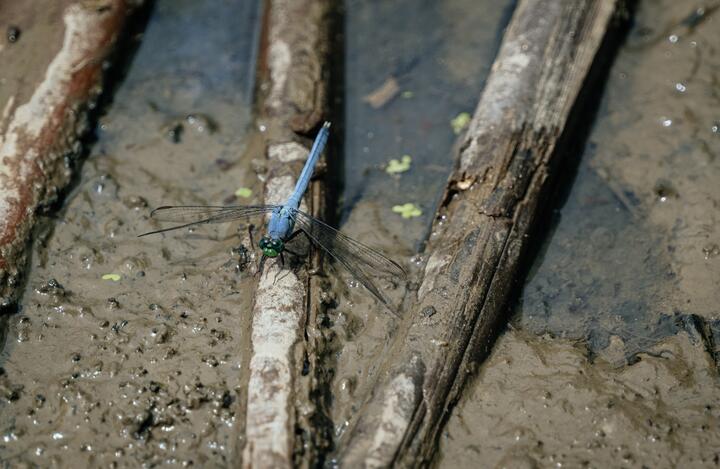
[139,205,279,237]
[292,209,407,315]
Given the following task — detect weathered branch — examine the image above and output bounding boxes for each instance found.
[336,0,626,466]
[240,0,330,467]
[0,0,143,306]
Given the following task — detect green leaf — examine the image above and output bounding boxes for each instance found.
[392,203,422,219]
[451,112,471,135]
[234,187,252,198]
[386,154,412,175]
[102,273,121,282]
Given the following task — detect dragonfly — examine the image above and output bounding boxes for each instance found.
[139,122,407,314]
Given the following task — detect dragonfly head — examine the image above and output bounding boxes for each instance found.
[259,236,284,258]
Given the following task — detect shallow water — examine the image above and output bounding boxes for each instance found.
[514,0,720,359]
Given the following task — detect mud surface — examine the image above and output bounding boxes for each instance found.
[2,0,718,466]
[0,1,70,110]
[439,329,720,468]
[0,0,262,465]
[439,0,720,466]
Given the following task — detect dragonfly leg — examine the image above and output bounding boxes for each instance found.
[289,229,326,276]
[248,224,256,249]
[256,254,267,277]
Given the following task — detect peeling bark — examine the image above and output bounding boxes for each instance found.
[335,0,627,466]
[0,0,142,306]
[241,0,330,467]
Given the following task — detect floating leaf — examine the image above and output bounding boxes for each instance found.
[102,273,121,282]
[386,155,412,175]
[234,187,252,198]
[451,112,471,135]
[401,90,414,99]
[392,203,422,219]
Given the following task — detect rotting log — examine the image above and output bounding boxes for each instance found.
[336,0,628,466]
[240,0,330,467]
[0,0,143,306]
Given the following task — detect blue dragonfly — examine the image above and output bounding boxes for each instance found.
[140,122,406,314]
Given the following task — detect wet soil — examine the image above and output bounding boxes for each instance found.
[439,329,720,468]
[0,0,262,465]
[439,0,720,466]
[1,0,718,466]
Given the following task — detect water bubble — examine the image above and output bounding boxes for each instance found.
[662,118,673,127]
[702,243,720,259]
[410,254,424,265]
[675,83,686,93]
[668,34,678,43]
[653,179,678,202]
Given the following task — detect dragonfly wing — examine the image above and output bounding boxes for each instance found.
[292,209,406,315]
[139,205,279,237]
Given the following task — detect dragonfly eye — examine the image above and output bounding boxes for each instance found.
[259,237,283,258]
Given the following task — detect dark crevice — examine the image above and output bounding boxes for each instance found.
[303,1,346,467]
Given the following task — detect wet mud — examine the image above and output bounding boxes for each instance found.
[1,0,262,465]
[1,0,718,466]
[439,329,720,468]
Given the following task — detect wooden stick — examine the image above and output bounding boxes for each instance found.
[241,0,330,467]
[0,0,142,307]
[336,0,626,465]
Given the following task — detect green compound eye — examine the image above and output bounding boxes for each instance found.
[263,247,279,258]
[259,237,283,258]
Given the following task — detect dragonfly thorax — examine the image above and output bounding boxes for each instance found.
[259,236,284,258]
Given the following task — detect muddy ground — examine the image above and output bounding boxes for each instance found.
[1,0,719,467]
[1,1,262,466]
